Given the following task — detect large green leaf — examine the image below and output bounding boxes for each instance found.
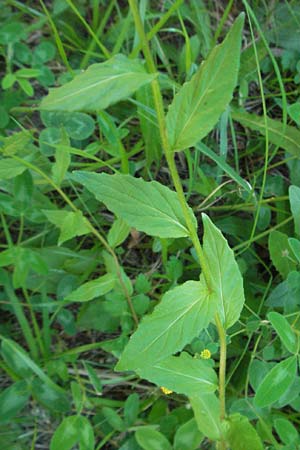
[166,14,244,151]
[40,54,156,111]
[190,393,222,440]
[135,427,172,450]
[225,414,263,450]
[137,352,217,396]
[202,213,245,329]
[254,356,297,407]
[289,185,300,236]
[268,230,297,278]
[72,172,196,238]
[232,109,300,157]
[268,312,298,353]
[64,273,116,302]
[115,279,216,371]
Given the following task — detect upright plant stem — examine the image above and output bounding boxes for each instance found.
[128,0,228,432]
[128,0,211,289]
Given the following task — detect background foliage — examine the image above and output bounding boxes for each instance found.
[1,0,300,449]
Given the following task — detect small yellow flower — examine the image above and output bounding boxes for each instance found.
[200,349,211,360]
[160,386,173,395]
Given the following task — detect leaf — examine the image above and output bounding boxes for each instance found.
[137,352,217,396]
[197,142,253,195]
[225,413,263,450]
[202,213,245,329]
[231,109,300,157]
[43,210,90,245]
[136,83,162,166]
[52,145,71,187]
[190,393,222,440]
[124,393,140,427]
[64,273,116,302]
[50,415,94,450]
[40,54,156,112]
[0,158,26,180]
[72,172,196,238]
[135,427,172,450]
[1,338,65,394]
[0,381,30,423]
[267,312,298,353]
[274,418,299,445]
[288,237,300,263]
[173,418,203,450]
[166,14,244,151]
[289,185,300,236]
[254,356,297,407]
[268,230,297,278]
[108,217,131,248]
[115,279,216,371]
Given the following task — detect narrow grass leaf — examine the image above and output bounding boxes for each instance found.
[202,213,245,329]
[40,54,156,111]
[137,352,217,396]
[115,279,216,371]
[254,356,297,408]
[197,142,253,194]
[166,14,244,151]
[232,109,300,157]
[72,172,196,238]
[268,312,298,353]
[64,273,116,302]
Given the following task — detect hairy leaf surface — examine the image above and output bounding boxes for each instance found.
[202,213,244,329]
[115,280,216,371]
[40,54,156,111]
[72,172,196,238]
[166,14,244,151]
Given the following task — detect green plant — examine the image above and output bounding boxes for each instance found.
[1,1,300,449]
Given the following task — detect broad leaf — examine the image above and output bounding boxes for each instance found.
[0,381,30,423]
[289,185,300,236]
[135,427,172,450]
[274,418,299,445]
[173,418,203,450]
[225,414,263,450]
[43,210,90,245]
[202,213,245,329]
[108,217,131,248]
[0,158,26,179]
[64,273,116,302]
[166,14,244,151]
[232,109,300,157]
[268,230,297,278]
[190,393,222,440]
[137,352,218,396]
[40,54,156,111]
[72,172,196,238]
[50,415,94,450]
[254,356,297,407]
[115,279,216,371]
[268,312,297,353]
